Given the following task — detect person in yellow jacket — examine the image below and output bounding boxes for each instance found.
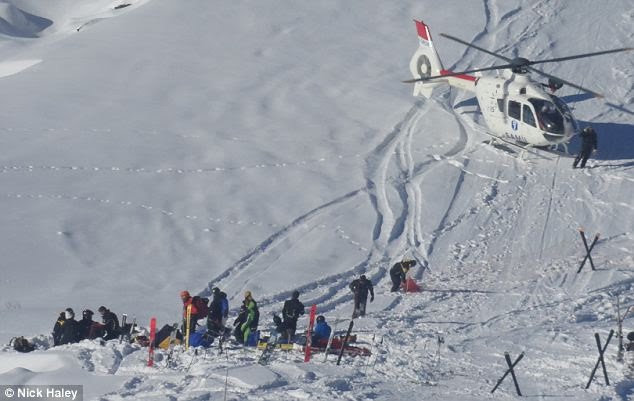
[240,291,259,345]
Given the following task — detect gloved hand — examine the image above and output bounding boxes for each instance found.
[370,296,374,302]
[240,323,247,332]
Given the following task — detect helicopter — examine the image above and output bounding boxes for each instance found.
[404,20,632,152]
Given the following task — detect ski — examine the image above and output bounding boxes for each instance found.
[147,317,156,367]
[323,318,339,362]
[119,314,128,344]
[258,331,280,365]
[314,343,371,357]
[616,296,633,362]
[218,326,231,355]
[577,229,599,273]
[336,320,354,365]
[185,304,192,350]
[304,304,317,362]
[166,323,180,366]
[128,316,136,343]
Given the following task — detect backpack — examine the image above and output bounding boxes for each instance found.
[11,336,35,353]
[220,292,229,318]
[192,296,210,318]
[189,331,214,348]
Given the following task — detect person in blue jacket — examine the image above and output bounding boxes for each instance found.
[311,315,331,347]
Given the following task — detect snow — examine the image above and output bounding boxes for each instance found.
[0,0,633,400]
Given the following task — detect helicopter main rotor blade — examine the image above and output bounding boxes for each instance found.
[527,47,633,66]
[528,67,604,98]
[402,63,517,83]
[439,33,512,63]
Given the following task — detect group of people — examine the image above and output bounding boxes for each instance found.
[178,259,417,347]
[51,259,419,348]
[52,306,121,346]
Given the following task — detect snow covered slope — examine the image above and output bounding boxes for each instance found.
[0,0,632,400]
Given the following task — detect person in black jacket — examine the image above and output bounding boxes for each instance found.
[58,308,80,345]
[98,306,121,341]
[281,290,305,341]
[52,311,66,346]
[232,301,248,343]
[207,291,225,336]
[573,126,598,169]
[78,309,103,340]
[349,275,374,318]
[390,260,416,292]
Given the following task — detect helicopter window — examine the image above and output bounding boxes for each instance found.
[508,100,521,120]
[529,98,564,134]
[522,104,536,127]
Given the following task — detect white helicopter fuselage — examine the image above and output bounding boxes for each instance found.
[409,20,579,148]
[474,71,578,146]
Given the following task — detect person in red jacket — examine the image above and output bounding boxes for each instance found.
[181,290,209,333]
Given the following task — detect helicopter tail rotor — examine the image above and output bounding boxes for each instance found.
[407,21,478,95]
[408,20,445,97]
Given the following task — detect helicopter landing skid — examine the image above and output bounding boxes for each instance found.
[480,131,553,161]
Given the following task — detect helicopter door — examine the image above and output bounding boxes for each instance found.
[522,104,536,128]
[507,100,525,142]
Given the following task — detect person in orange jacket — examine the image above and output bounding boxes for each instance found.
[181,290,200,333]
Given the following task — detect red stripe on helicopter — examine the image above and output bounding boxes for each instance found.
[415,20,430,41]
[441,69,477,82]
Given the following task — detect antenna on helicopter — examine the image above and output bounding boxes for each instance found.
[403,33,633,98]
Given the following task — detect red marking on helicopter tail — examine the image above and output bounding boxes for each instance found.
[441,69,477,82]
[415,20,431,41]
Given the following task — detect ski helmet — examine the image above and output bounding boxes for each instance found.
[316,315,325,323]
[292,290,300,299]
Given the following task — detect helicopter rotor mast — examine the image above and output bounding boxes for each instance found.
[405,33,633,98]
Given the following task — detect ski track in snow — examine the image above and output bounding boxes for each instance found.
[0,152,367,175]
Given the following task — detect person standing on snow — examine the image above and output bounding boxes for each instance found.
[58,308,80,345]
[207,289,225,336]
[52,311,66,346]
[78,309,102,340]
[282,290,305,341]
[573,126,598,169]
[349,275,374,317]
[180,291,199,333]
[239,291,259,345]
[212,287,229,328]
[98,306,121,341]
[389,260,417,292]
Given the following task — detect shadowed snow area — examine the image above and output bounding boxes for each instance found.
[0,0,632,400]
[0,2,51,37]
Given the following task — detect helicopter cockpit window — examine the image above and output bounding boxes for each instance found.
[522,104,536,127]
[551,95,579,131]
[529,98,564,134]
[508,100,521,120]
